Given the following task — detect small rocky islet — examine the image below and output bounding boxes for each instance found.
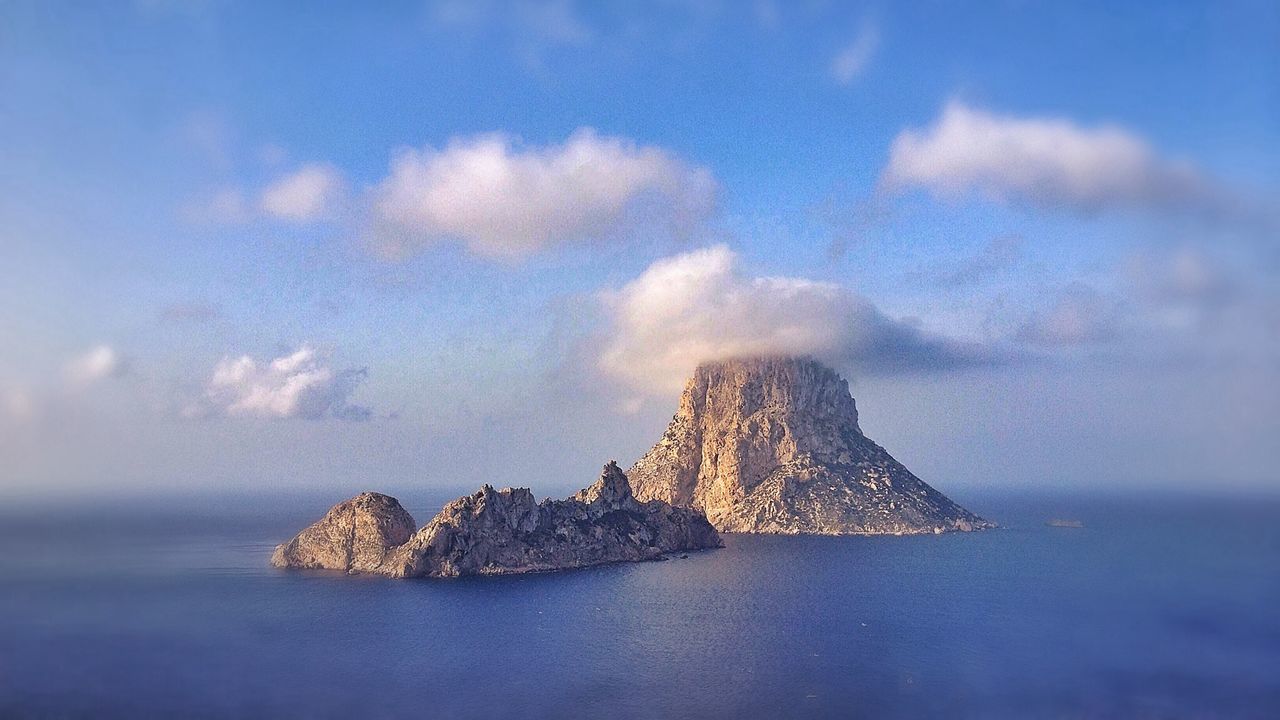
[272,355,992,578]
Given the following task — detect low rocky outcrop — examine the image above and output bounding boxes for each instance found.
[628,356,993,535]
[270,492,415,573]
[271,462,721,578]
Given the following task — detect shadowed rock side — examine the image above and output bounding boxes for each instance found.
[627,356,993,535]
[271,462,721,578]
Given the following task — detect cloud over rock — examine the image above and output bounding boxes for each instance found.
[598,245,996,394]
[370,128,716,260]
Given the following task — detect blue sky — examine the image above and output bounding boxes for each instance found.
[1,0,1277,500]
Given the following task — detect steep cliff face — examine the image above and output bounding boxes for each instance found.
[628,356,992,535]
[272,462,721,578]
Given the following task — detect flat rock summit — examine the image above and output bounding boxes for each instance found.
[628,356,992,535]
[272,462,721,578]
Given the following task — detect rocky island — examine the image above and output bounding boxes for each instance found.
[628,356,993,535]
[272,461,721,578]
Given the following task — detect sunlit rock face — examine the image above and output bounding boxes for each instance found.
[270,492,416,573]
[628,356,993,535]
[272,463,721,578]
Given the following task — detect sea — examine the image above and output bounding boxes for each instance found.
[1,489,1277,719]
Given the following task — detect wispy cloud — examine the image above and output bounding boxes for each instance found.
[1,386,35,424]
[926,235,1024,288]
[1128,247,1232,309]
[258,163,346,223]
[427,0,593,73]
[830,22,879,85]
[1125,246,1241,334]
[181,187,251,225]
[183,164,347,226]
[1016,284,1122,347]
[64,345,128,387]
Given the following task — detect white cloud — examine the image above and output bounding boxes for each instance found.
[259,163,346,222]
[598,245,996,394]
[64,345,126,386]
[881,102,1209,214]
[369,128,717,261]
[830,23,878,85]
[187,345,370,421]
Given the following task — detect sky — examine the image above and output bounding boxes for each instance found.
[1,0,1277,501]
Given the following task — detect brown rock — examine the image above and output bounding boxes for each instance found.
[270,492,415,573]
[627,356,993,535]
[273,462,721,578]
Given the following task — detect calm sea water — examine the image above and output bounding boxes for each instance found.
[1,490,1277,719]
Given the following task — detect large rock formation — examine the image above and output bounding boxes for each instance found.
[271,462,721,578]
[628,356,992,535]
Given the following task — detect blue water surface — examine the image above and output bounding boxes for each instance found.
[1,491,1277,719]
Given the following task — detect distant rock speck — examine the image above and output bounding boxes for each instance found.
[1046,518,1084,528]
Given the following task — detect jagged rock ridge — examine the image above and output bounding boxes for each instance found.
[272,462,721,578]
[627,356,992,535]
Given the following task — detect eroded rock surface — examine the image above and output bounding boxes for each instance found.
[270,492,415,573]
[627,356,993,535]
[272,462,721,578]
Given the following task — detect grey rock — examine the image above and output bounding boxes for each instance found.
[273,462,721,578]
[628,356,994,535]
